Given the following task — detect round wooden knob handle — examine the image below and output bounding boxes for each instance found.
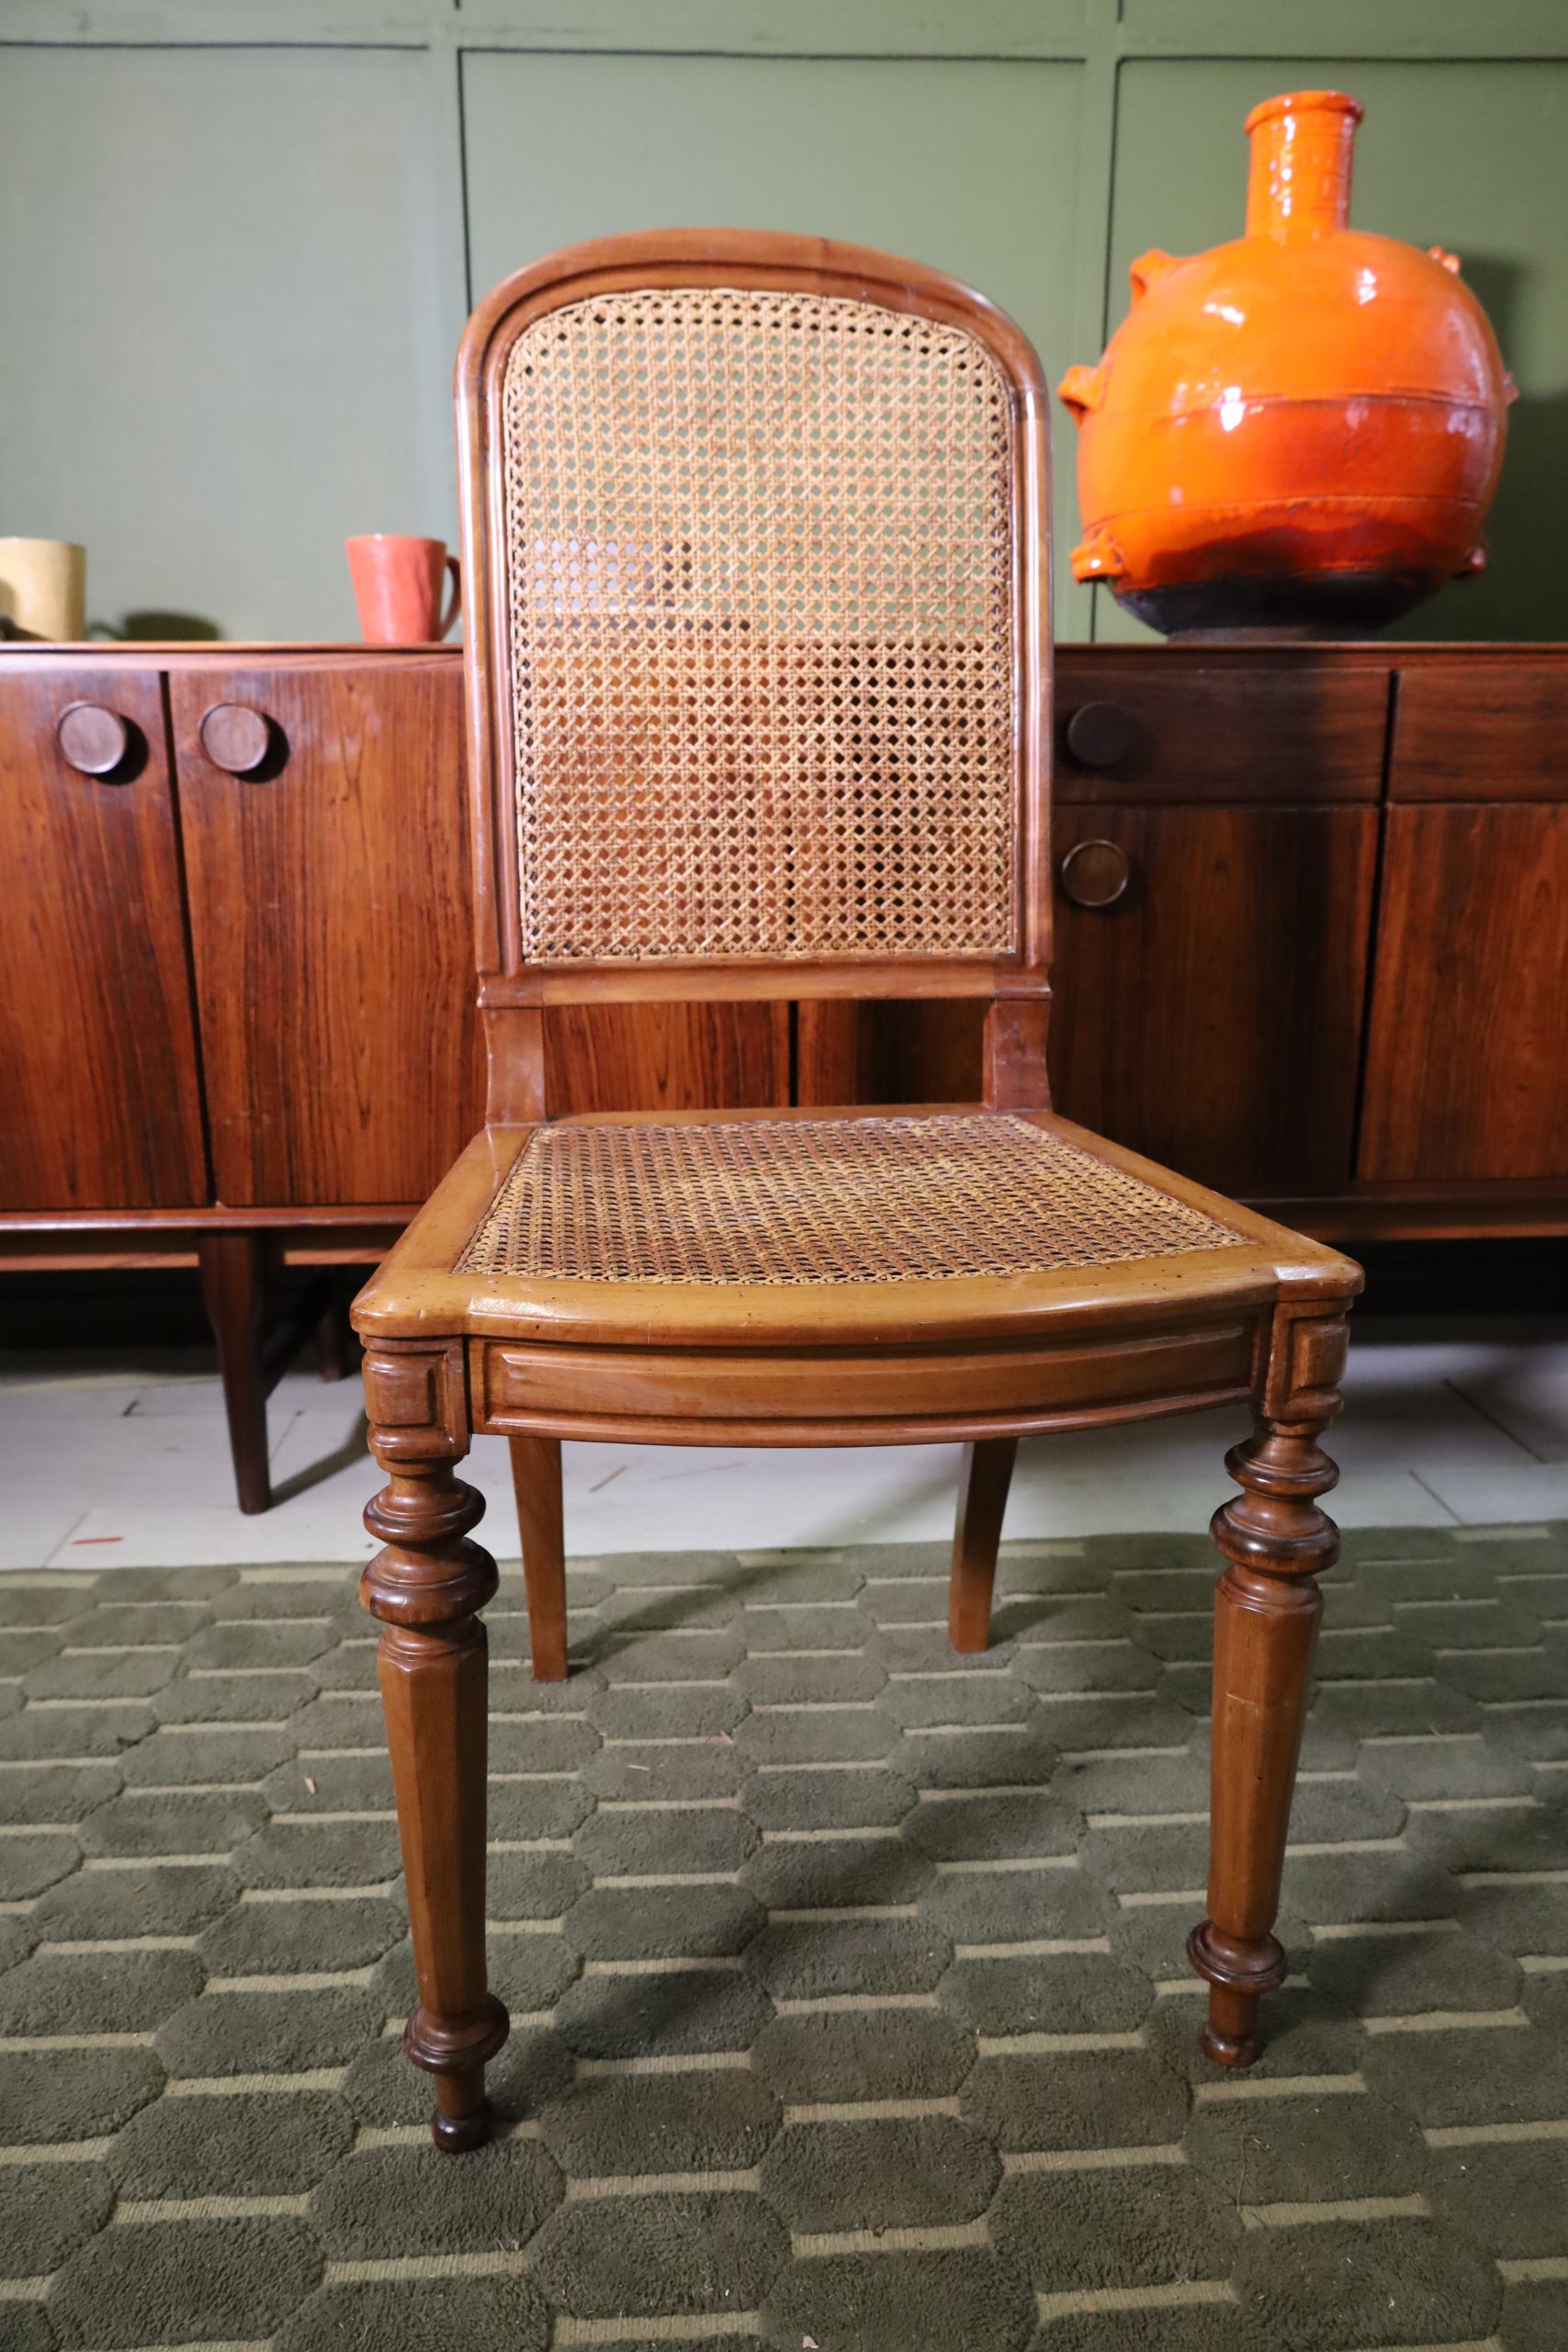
[57,702,130,775]
[199,702,273,775]
[1065,699,1135,770]
[1059,838,1132,910]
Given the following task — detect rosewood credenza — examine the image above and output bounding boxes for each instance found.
[4,642,1564,1508]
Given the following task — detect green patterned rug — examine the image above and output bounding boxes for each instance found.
[2,1525,1566,2350]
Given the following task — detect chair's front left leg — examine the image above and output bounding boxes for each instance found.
[1190,1306,1349,2068]
[361,1342,508,2150]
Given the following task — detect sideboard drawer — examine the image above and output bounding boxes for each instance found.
[1055,652,1389,805]
[1392,659,1568,801]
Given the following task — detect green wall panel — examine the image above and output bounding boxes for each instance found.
[0,47,452,641]
[3,17,1563,644]
[462,49,1090,635]
[1099,57,1568,641]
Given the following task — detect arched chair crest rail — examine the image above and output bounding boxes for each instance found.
[351,230,1361,2151]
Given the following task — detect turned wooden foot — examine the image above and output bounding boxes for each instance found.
[510,1433,568,1681]
[948,1436,1017,1653]
[1190,1309,1348,2067]
[362,1432,507,2149]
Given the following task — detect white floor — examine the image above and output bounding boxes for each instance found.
[3,1311,1567,1569]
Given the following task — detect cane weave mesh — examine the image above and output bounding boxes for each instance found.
[500,288,1018,963]
[455,1116,1244,1286]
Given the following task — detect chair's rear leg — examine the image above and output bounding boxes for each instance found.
[511,1434,569,1680]
[948,1436,1018,1653]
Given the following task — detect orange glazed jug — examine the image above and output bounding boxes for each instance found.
[1059,90,1516,634]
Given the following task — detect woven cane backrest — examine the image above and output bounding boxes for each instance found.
[462,238,1047,983]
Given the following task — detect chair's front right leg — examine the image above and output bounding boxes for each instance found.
[1190,1307,1348,2067]
[361,1341,508,2149]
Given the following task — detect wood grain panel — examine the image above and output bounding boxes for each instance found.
[472,1336,1259,1420]
[1055,653,1389,805]
[477,1321,1257,1427]
[0,663,207,1210]
[1391,660,1568,802]
[795,1000,984,1106]
[1359,802,1568,1182]
[172,658,479,1205]
[545,1001,789,1114]
[1046,805,1379,1194]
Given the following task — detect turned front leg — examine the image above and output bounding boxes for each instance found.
[1190,1310,1348,2066]
[361,1406,508,2149]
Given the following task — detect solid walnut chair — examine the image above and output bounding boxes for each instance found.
[352,230,1361,2151]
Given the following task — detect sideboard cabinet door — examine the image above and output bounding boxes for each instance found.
[0,663,208,1209]
[171,659,478,1207]
[1359,802,1568,1182]
[1048,806,1379,1195]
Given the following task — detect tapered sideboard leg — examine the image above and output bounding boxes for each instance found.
[948,1435,1018,1654]
[510,1433,569,1681]
[198,1231,270,1515]
[1190,1404,1342,2067]
[362,1453,508,2149]
[314,1272,354,1384]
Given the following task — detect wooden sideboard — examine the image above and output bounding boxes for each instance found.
[4,642,1565,1506]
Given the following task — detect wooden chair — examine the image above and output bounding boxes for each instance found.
[352,231,1361,2151]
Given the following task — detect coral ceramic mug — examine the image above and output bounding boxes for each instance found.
[0,539,86,640]
[345,536,460,643]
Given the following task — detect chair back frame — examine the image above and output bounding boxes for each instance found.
[453,229,1053,1120]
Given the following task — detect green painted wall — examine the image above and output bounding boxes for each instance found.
[2,1,1565,642]
[0,46,451,644]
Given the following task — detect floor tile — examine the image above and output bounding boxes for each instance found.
[1411,1459,1568,1522]
[4,1309,1567,1563]
[0,1504,89,1569]
[44,1507,379,1570]
[130,1367,343,1420]
[1450,1354,1568,1464]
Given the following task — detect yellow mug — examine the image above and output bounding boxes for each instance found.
[0,539,86,640]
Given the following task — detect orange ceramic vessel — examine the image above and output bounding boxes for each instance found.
[1059,90,1516,634]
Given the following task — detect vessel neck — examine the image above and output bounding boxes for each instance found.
[1244,90,1361,241]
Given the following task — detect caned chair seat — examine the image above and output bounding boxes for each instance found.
[457,1112,1241,1286]
[357,1106,1348,1447]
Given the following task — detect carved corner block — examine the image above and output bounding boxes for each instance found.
[362,1339,470,1464]
[1261,1303,1349,1430]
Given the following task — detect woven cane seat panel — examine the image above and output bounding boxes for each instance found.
[456,1117,1245,1287]
[501,288,1017,962]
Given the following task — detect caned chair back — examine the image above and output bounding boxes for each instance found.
[455,232,1053,1109]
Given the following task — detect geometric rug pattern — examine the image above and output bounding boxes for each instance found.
[1,1521,1566,2350]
